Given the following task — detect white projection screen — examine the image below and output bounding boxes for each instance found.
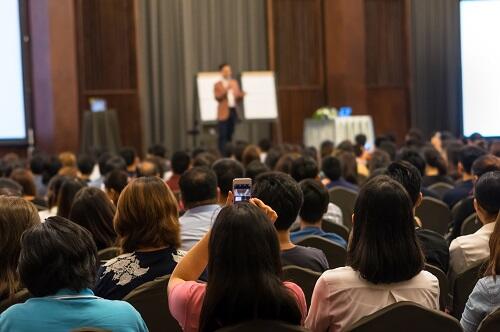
[461,0,500,137]
[0,0,28,142]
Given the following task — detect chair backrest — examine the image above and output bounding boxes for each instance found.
[97,247,120,262]
[424,263,448,310]
[282,265,321,308]
[0,288,30,313]
[461,213,481,236]
[345,301,462,332]
[122,274,182,332]
[216,320,310,332]
[428,182,454,200]
[296,235,347,269]
[328,187,357,229]
[478,307,500,332]
[452,261,486,319]
[415,197,451,235]
[321,219,350,242]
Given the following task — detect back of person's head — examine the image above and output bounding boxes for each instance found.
[0,178,23,197]
[10,168,36,197]
[114,177,180,252]
[322,156,342,182]
[179,167,218,209]
[119,147,138,167]
[46,175,69,209]
[30,154,46,175]
[18,216,97,297]
[320,140,335,159]
[258,138,272,153]
[241,145,261,167]
[338,151,358,184]
[405,128,424,148]
[104,169,129,205]
[171,151,191,175]
[299,179,329,224]
[104,156,127,175]
[57,178,87,218]
[396,148,426,176]
[474,171,500,219]
[265,146,285,169]
[148,144,167,158]
[58,152,76,168]
[274,153,301,174]
[355,134,367,147]
[290,156,319,182]
[336,140,355,153]
[460,145,487,174]
[193,152,218,168]
[245,160,270,182]
[233,141,249,162]
[42,155,62,185]
[422,147,448,175]
[303,146,319,162]
[369,149,391,174]
[384,161,422,207]
[137,160,159,177]
[379,141,397,161]
[97,152,113,176]
[253,172,303,231]
[472,155,500,178]
[77,154,96,176]
[212,158,244,198]
[0,197,40,299]
[349,176,424,284]
[199,203,302,331]
[69,187,117,250]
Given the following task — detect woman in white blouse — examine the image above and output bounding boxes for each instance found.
[306,176,440,332]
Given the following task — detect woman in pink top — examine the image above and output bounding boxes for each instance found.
[168,193,307,332]
[306,176,439,332]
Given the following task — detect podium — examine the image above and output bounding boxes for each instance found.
[81,110,122,154]
[304,116,375,150]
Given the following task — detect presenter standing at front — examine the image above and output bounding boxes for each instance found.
[214,63,245,153]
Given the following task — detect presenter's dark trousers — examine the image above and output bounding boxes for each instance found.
[218,107,238,153]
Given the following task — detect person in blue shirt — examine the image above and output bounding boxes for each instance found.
[322,156,358,192]
[0,216,148,332]
[291,179,347,248]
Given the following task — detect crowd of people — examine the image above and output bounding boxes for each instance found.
[0,130,499,332]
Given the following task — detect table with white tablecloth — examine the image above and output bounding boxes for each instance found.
[303,116,375,150]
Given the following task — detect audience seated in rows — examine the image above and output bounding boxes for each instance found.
[384,161,450,273]
[0,217,147,331]
[212,158,244,205]
[94,177,183,300]
[253,172,329,272]
[449,171,500,277]
[179,167,221,251]
[290,179,347,248]
[305,176,439,332]
[168,201,307,332]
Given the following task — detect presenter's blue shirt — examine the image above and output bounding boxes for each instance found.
[0,288,148,332]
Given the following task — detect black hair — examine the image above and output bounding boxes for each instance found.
[30,154,46,175]
[179,167,218,208]
[199,204,302,331]
[104,156,127,175]
[303,146,319,162]
[290,156,319,182]
[375,136,389,148]
[322,156,342,181]
[171,151,191,175]
[218,63,229,71]
[338,152,358,185]
[77,154,96,176]
[384,161,422,206]
[119,147,137,167]
[475,171,500,215]
[57,178,87,219]
[212,158,244,197]
[193,152,218,168]
[104,169,129,193]
[245,160,270,182]
[472,155,500,177]
[69,187,117,251]
[97,152,113,175]
[299,179,329,223]
[348,176,424,284]
[396,148,426,176]
[18,216,98,297]
[405,128,425,148]
[0,178,23,197]
[422,147,448,175]
[369,150,391,174]
[379,141,397,161]
[265,146,285,169]
[42,156,62,185]
[258,138,272,152]
[337,140,355,153]
[355,134,367,147]
[320,140,335,159]
[233,141,249,162]
[148,144,167,158]
[253,172,303,231]
[459,145,487,174]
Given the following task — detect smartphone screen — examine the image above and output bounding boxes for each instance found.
[233,181,252,203]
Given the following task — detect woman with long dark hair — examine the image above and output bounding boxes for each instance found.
[168,195,306,332]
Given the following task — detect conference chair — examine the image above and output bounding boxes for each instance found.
[424,264,448,311]
[345,302,462,332]
[451,261,487,319]
[321,219,350,242]
[296,235,347,269]
[328,187,357,229]
[415,197,451,235]
[478,308,500,332]
[461,213,482,236]
[0,288,30,313]
[282,265,322,308]
[97,247,120,262]
[123,274,182,332]
[216,320,310,332]
[428,182,454,200]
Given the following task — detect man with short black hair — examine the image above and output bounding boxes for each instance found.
[77,154,95,183]
[166,151,191,195]
[253,172,329,272]
[212,158,244,205]
[179,167,220,251]
[119,147,139,178]
[322,156,358,191]
[290,156,319,183]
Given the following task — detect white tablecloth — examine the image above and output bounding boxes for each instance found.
[303,116,375,150]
